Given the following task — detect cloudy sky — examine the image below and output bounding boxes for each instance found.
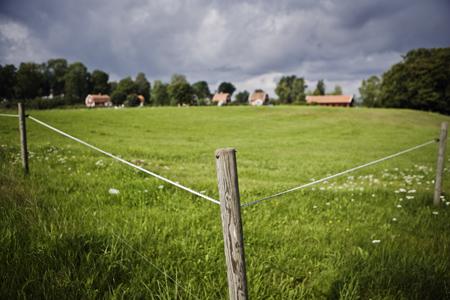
[1,0,449,96]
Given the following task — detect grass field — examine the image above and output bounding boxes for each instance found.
[1,106,450,299]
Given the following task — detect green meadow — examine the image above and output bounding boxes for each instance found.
[1,106,449,299]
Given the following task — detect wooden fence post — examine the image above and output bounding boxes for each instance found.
[215,148,248,300]
[434,122,448,206]
[18,103,29,175]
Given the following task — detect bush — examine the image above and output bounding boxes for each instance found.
[0,97,66,110]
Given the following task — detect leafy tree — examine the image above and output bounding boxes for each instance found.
[15,62,45,99]
[167,74,194,106]
[125,94,141,107]
[152,80,169,106]
[90,69,110,95]
[275,75,306,104]
[47,58,68,96]
[64,62,89,104]
[0,64,17,99]
[192,81,211,100]
[359,76,381,107]
[217,82,236,96]
[379,47,450,114]
[313,79,326,96]
[110,77,137,105]
[135,72,151,103]
[331,85,343,95]
[235,90,249,104]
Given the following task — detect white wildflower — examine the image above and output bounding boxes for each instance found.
[406,196,414,200]
[372,240,381,244]
[397,204,402,208]
[408,189,416,193]
[158,185,164,189]
[392,217,397,222]
[432,211,439,215]
[108,188,120,195]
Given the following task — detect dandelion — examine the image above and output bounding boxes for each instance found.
[108,188,120,195]
[372,240,381,244]
[432,211,439,215]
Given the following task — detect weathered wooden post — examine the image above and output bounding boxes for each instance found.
[18,103,29,175]
[434,122,448,206]
[215,148,248,300]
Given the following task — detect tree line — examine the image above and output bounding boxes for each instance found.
[359,47,450,115]
[0,58,344,108]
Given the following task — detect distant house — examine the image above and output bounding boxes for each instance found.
[212,93,231,106]
[306,95,354,107]
[249,90,269,106]
[85,94,112,108]
[137,95,145,107]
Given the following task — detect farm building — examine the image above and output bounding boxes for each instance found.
[212,93,231,106]
[306,95,354,107]
[249,90,269,106]
[85,94,112,108]
[137,95,145,107]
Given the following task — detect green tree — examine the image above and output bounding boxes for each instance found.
[275,75,306,104]
[359,76,381,107]
[235,90,249,104]
[379,47,450,114]
[111,77,137,105]
[152,80,169,106]
[192,81,211,100]
[313,80,326,95]
[167,74,194,106]
[64,62,89,104]
[47,58,68,96]
[15,62,45,99]
[331,85,343,95]
[0,64,17,99]
[90,70,110,95]
[217,82,236,95]
[135,72,151,103]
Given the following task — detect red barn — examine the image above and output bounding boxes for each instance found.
[85,94,112,108]
[306,95,354,107]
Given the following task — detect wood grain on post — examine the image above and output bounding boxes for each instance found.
[215,148,248,300]
[434,122,448,206]
[18,103,29,175]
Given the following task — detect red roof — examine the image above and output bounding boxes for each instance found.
[306,95,353,104]
[212,93,230,103]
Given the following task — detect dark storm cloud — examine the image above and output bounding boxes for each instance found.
[1,0,449,94]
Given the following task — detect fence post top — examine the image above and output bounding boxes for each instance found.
[441,121,448,128]
[215,148,236,158]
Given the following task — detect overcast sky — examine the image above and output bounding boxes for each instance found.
[1,0,449,96]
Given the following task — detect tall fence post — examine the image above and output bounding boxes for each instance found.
[215,148,248,300]
[434,122,448,206]
[18,103,29,175]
